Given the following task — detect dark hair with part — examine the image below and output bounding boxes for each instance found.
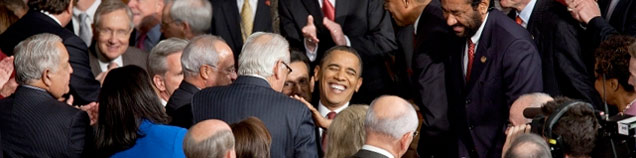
[231,117,272,158]
[319,46,363,75]
[290,48,310,73]
[94,65,170,156]
[595,35,636,92]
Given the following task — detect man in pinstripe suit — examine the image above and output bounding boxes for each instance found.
[191,32,318,158]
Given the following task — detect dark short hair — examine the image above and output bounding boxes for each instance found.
[230,117,272,158]
[595,35,636,92]
[319,46,363,76]
[541,97,599,157]
[95,65,171,156]
[290,48,310,72]
[28,0,74,14]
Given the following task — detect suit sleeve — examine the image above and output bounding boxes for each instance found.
[293,103,319,158]
[503,40,543,106]
[347,0,397,57]
[587,17,620,42]
[68,110,92,158]
[278,0,304,50]
[64,37,100,105]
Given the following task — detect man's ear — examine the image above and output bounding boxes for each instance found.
[200,65,210,80]
[310,76,315,93]
[313,65,321,81]
[153,75,166,91]
[478,0,489,15]
[42,69,53,87]
[354,77,363,92]
[399,132,414,154]
[273,61,282,80]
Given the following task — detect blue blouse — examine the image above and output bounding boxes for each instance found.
[111,120,187,158]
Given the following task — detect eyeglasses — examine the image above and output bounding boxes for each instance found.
[282,61,293,74]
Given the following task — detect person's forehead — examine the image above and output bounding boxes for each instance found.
[323,50,361,70]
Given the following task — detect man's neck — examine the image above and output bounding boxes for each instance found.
[616,91,636,112]
[76,0,96,11]
[514,0,531,13]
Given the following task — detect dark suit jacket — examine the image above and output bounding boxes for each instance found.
[191,76,318,158]
[279,0,398,104]
[348,149,389,158]
[445,10,543,158]
[521,0,602,107]
[411,0,464,157]
[0,11,100,105]
[585,0,636,47]
[166,81,199,128]
[0,86,93,157]
[88,45,148,77]
[209,0,272,57]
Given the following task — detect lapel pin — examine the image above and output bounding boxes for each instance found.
[480,56,487,63]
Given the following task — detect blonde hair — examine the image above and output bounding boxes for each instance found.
[325,105,368,158]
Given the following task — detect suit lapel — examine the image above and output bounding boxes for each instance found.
[88,45,102,77]
[465,15,494,90]
[221,0,243,46]
[253,0,273,32]
[334,0,348,25]
[609,0,629,27]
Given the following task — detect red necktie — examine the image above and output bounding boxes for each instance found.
[321,111,337,151]
[136,33,147,50]
[322,0,335,21]
[466,40,475,81]
[515,16,523,25]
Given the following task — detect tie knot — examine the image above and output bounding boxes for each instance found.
[79,13,89,21]
[468,40,475,46]
[327,112,337,119]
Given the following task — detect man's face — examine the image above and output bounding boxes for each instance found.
[384,0,410,26]
[163,52,184,96]
[315,50,363,108]
[95,9,133,61]
[160,2,184,39]
[207,42,237,87]
[127,0,163,28]
[441,0,484,37]
[283,61,312,102]
[628,57,636,91]
[499,0,523,9]
[49,43,74,99]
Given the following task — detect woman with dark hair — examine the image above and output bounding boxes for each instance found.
[94,65,187,158]
[230,117,272,158]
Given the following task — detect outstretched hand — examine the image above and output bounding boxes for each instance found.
[292,95,332,129]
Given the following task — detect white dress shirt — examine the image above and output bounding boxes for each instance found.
[515,0,536,28]
[317,101,349,137]
[361,145,395,158]
[96,53,123,73]
[463,13,489,77]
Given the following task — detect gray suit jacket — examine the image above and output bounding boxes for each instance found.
[88,45,148,77]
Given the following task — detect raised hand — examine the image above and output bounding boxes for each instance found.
[302,15,320,52]
[322,17,346,46]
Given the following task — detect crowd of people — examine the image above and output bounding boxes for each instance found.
[0,0,634,157]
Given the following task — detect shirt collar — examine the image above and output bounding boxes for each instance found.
[413,13,423,35]
[40,10,62,26]
[361,145,395,158]
[470,12,489,44]
[73,0,101,19]
[516,0,537,28]
[318,101,349,117]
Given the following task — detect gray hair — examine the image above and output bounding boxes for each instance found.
[238,32,290,77]
[181,35,224,77]
[148,38,189,77]
[183,130,235,158]
[93,0,134,31]
[504,133,552,158]
[170,0,212,35]
[14,33,63,85]
[365,96,419,139]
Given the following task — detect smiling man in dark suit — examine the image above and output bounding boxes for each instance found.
[0,0,101,105]
[191,32,317,158]
[0,33,92,157]
[440,0,543,157]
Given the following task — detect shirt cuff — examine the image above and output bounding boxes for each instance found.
[304,38,318,62]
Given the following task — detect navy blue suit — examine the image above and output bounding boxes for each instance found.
[191,76,318,158]
[0,11,100,105]
[445,10,543,158]
[166,81,199,128]
[0,86,93,157]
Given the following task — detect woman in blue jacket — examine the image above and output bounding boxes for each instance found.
[94,65,187,158]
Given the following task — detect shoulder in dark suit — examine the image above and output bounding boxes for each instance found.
[348,149,389,158]
[209,0,272,57]
[411,0,463,157]
[0,11,100,105]
[524,0,602,107]
[279,0,398,104]
[166,81,200,128]
[88,45,149,77]
[0,86,93,157]
[191,76,318,158]
[445,10,543,158]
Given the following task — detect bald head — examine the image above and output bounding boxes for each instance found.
[184,119,236,158]
[510,93,553,126]
[365,96,418,139]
